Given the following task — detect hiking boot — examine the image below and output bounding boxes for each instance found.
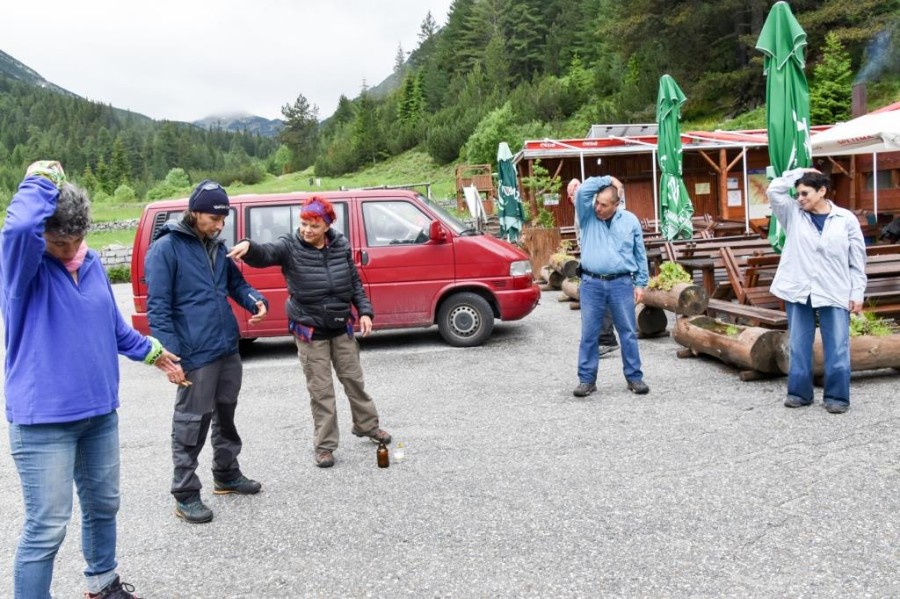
[213,475,262,495]
[627,379,650,395]
[573,382,597,397]
[598,345,619,356]
[85,576,140,598]
[174,499,213,524]
[352,427,392,444]
[784,395,814,408]
[824,401,849,414]
[315,450,335,468]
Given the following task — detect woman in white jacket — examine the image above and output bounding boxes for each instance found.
[767,169,867,414]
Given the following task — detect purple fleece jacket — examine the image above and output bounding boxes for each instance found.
[1,176,151,424]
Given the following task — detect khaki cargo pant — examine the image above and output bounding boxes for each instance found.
[296,334,380,452]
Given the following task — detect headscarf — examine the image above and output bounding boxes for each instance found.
[301,198,334,225]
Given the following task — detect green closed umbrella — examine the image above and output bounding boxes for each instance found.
[656,74,694,241]
[496,142,525,242]
[756,0,812,252]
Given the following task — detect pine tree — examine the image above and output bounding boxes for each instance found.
[418,11,438,44]
[394,43,406,75]
[810,32,853,125]
[279,93,320,171]
[352,92,382,166]
[108,137,131,188]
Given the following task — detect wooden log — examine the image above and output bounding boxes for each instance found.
[775,330,900,376]
[549,253,580,278]
[539,265,564,290]
[561,277,580,301]
[642,282,708,316]
[673,315,782,374]
[635,304,668,337]
[569,302,581,310]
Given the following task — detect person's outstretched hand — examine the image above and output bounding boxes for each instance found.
[226,241,250,260]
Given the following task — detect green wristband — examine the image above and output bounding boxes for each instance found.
[143,336,164,365]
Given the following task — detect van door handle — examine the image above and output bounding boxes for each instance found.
[359,250,369,266]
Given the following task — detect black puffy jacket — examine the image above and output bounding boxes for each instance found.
[241,228,373,328]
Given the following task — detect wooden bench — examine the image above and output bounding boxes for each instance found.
[719,246,900,322]
[705,297,788,329]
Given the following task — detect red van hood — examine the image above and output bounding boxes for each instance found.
[453,234,530,278]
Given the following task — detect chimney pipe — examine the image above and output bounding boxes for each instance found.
[852,83,867,117]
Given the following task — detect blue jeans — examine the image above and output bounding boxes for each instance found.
[9,411,121,597]
[785,298,851,406]
[578,275,644,384]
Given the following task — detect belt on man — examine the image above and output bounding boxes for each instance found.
[581,269,631,281]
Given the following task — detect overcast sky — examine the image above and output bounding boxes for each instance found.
[2,0,453,123]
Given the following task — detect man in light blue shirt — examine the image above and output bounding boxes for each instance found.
[573,175,650,397]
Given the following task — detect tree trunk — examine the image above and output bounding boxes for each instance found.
[549,253,579,278]
[539,265,564,290]
[636,304,668,337]
[642,283,709,316]
[673,316,782,374]
[775,331,900,376]
[561,277,580,301]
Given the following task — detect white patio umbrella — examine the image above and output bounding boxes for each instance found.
[811,102,900,216]
[810,101,900,155]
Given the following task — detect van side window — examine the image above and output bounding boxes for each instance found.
[150,209,236,248]
[248,203,349,243]
[362,201,431,247]
[248,206,293,243]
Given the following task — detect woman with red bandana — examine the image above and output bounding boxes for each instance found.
[228,197,391,468]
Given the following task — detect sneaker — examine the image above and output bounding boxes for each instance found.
[573,382,597,397]
[598,345,619,356]
[174,499,213,524]
[784,396,814,408]
[85,576,140,598]
[213,475,261,495]
[824,401,849,414]
[627,379,650,394]
[352,427,392,444]
[315,450,335,468]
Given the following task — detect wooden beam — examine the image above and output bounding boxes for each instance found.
[827,156,850,178]
[726,149,745,172]
[718,149,729,218]
[698,150,721,172]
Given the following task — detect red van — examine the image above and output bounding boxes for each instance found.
[130,190,540,347]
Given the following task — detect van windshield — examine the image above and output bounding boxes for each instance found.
[420,195,468,235]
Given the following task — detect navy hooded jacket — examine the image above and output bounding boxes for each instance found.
[144,220,267,372]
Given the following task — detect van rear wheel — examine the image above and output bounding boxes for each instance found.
[437,292,494,347]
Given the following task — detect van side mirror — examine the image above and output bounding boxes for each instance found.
[429,220,447,243]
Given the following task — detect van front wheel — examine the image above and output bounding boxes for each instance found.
[437,292,494,347]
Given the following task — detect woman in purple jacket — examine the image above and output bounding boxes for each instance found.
[1,162,181,598]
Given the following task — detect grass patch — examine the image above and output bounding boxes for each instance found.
[228,150,458,202]
[88,229,137,249]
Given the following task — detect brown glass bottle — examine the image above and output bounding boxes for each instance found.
[377,442,389,468]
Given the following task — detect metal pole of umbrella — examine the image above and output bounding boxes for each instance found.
[579,152,585,181]
[651,149,659,233]
[873,152,879,217]
[741,146,750,233]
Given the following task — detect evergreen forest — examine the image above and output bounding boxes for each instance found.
[2,0,898,205]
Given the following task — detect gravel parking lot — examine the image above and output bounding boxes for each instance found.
[1,284,898,597]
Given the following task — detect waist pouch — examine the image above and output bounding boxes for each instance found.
[322,303,351,329]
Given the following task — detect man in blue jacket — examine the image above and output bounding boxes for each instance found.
[145,180,269,524]
[573,175,650,398]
